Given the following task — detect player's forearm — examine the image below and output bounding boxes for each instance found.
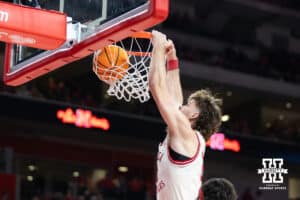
[149,46,168,93]
[166,58,183,105]
[166,69,183,105]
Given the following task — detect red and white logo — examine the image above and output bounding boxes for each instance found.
[157,180,165,193]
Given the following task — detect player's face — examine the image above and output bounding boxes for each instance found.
[180,99,200,120]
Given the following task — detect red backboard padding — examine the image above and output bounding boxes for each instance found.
[0,1,66,50]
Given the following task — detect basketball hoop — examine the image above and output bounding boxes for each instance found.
[93,31,152,103]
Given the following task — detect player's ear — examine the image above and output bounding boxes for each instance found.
[191,111,200,120]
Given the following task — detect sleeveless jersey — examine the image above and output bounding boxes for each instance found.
[156,131,206,200]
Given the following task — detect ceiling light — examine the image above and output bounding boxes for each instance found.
[118,166,128,173]
[278,114,284,120]
[28,165,36,171]
[286,102,292,109]
[221,115,230,122]
[27,176,33,182]
[73,171,80,178]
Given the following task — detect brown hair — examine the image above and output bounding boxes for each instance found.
[188,89,222,140]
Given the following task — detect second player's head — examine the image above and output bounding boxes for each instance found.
[202,178,237,200]
[180,89,222,140]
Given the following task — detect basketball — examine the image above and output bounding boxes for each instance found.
[93,45,129,84]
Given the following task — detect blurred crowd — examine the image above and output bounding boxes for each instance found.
[223,117,300,142]
[174,40,300,84]
[21,173,153,200]
[163,13,300,84]
[255,0,300,11]
[264,119,300,141]
[0,75,159,117]
[16,173,267,200]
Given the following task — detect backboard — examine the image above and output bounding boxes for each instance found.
[3,0,169,86]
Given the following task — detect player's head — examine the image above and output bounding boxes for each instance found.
[180,89,222,140]
[202,178,237,200]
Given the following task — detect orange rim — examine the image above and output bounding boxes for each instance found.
[127,51,152,57]
[131,31,152,39]
[123,31,152,56]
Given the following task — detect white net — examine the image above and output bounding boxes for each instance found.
[93,33,152,103]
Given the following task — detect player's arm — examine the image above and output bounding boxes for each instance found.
[165,40,183,107]
[149,31,194,140]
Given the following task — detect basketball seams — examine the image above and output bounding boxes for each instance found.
[116,46,120,66]
[104,47,112,65]
[97,60,110,69]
